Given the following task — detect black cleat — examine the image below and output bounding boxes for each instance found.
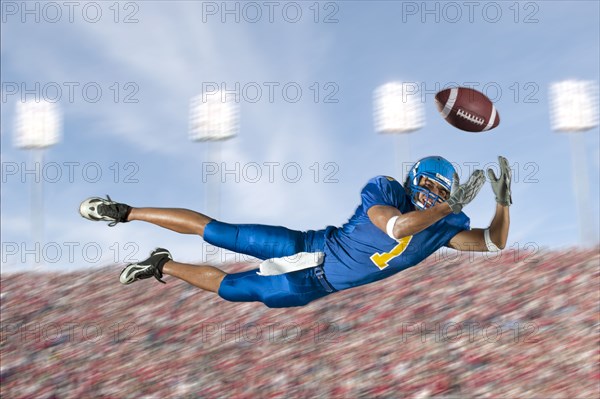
[79,195,132,227]
[119,248,172,285]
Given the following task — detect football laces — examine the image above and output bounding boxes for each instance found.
[456,108,485,126]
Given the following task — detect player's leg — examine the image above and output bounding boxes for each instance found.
[203,220,325,260]
[218,267,331,308]
[119,248,226,293]
[80,196,324,264]
[162,260,225,292]
[119,248,329,308]
[79,196,213,235]
[127,207,212,235]
[204,223,332,307]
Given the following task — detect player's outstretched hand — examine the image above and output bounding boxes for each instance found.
[487,155,512,207]
[446,170,486,214]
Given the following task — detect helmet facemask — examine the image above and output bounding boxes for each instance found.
[405,157,455,211]
[409,176,450,210]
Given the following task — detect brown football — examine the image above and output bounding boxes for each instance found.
[435,87,500,132]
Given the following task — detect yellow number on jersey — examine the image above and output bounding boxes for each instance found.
[370,236,413,270]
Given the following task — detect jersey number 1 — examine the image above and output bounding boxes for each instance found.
[370,236,413,270]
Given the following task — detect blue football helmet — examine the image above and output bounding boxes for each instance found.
[405,156,456,210]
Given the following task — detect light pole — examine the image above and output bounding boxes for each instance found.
[189,90,239,262]
[373,82,425,179]
[14,100,62,264]
[549,80,599,247]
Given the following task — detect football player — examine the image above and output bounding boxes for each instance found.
[80,155,511,308]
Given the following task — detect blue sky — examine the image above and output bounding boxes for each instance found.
[1,1,599,271]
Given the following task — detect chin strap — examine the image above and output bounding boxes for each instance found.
[484,229,500,252]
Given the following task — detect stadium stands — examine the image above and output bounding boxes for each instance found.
[1,248,599,398]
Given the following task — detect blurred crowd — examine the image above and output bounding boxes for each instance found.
[1,247,599,398]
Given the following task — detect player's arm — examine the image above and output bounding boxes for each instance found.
[448,204,510,251]
[448,156,512,252]
[369,170,486,239]
[368,203,452,239]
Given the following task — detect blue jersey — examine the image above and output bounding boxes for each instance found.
[323,176,470,291]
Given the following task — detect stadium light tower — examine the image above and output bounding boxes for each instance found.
[189,90,239,220]
[549,80,599,247]
[373,82,425,179]
[14,100,62,260]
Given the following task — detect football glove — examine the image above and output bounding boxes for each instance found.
[446,169,486,214]
[487,156,512,207]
